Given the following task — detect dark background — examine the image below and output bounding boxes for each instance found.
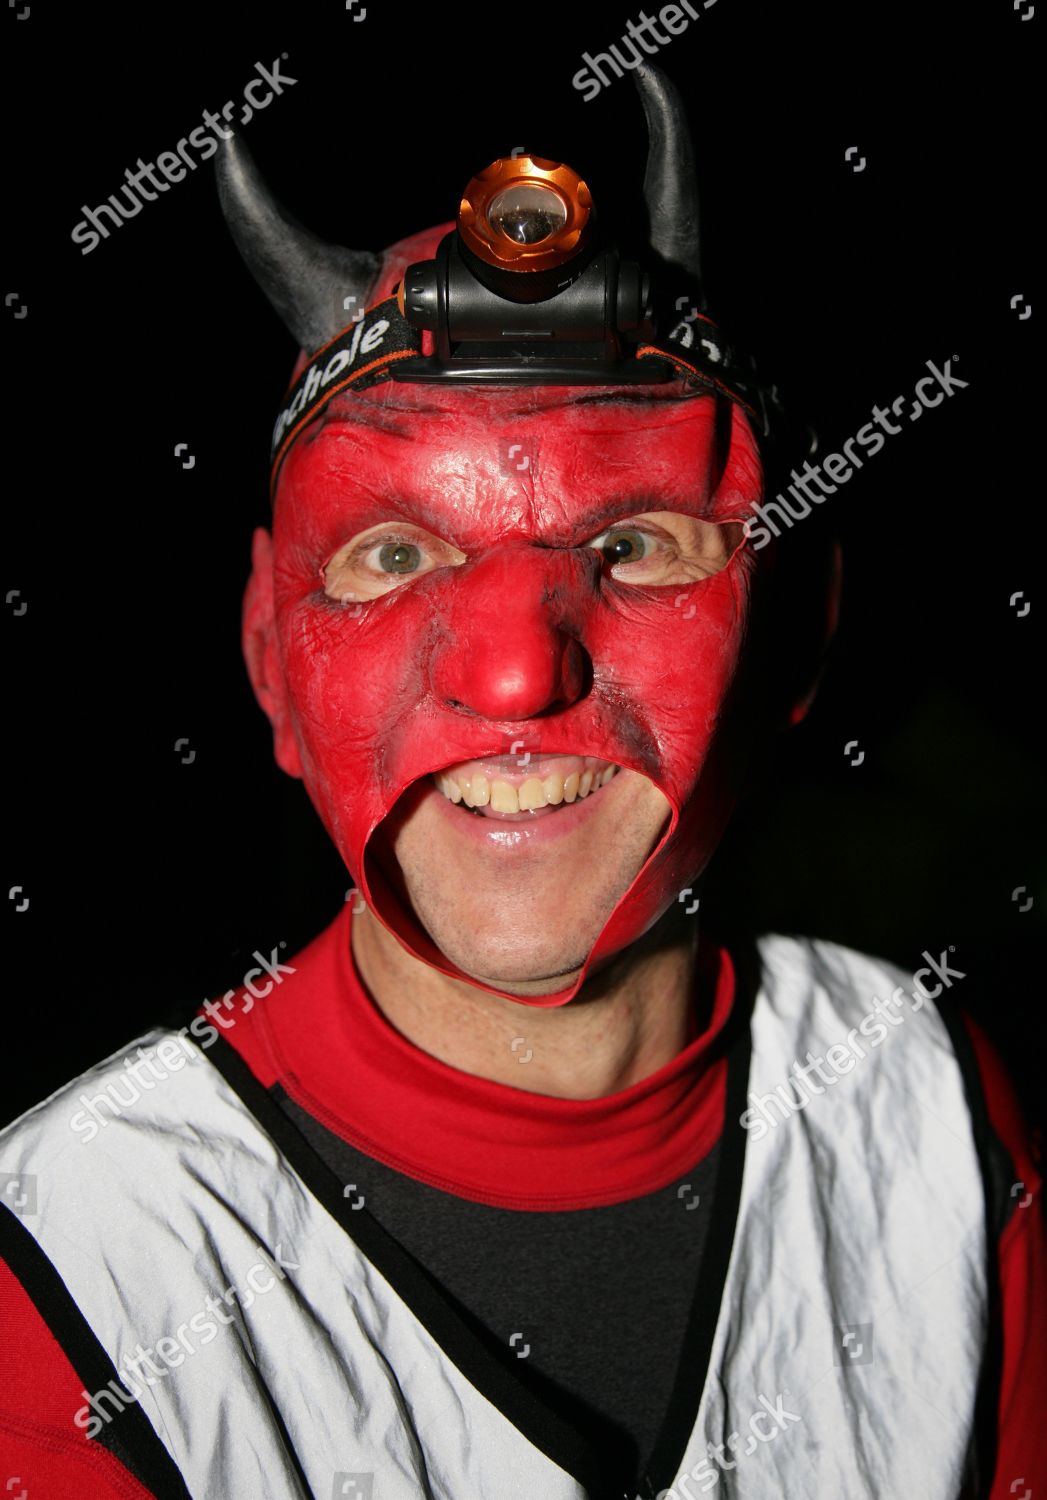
[3,1,1043,1131]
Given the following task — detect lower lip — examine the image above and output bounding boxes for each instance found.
[425,769,628,848]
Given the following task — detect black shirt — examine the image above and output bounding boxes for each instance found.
[275,1084,720,1494]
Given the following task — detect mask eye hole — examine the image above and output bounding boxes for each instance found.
[322,524,467,604]
[581,513,745,587]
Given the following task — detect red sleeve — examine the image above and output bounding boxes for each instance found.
[0,1257,158,1499]
[962,1014,1047,1500]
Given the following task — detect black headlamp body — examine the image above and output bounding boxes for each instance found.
[394,228,671,385]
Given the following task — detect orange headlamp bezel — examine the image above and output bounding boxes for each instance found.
[457,155,594,275]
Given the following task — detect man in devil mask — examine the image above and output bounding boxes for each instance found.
[1,62,1043,1500]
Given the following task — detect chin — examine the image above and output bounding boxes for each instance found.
[407,919,592,994]
[385,792,661,988]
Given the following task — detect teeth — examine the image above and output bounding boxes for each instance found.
[490,780,520,814]
[464,772,490,808]
[435,762,618,813]
[518,777,546,810]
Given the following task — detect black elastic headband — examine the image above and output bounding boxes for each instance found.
[269,294,780,495]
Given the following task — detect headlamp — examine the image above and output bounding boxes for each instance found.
[394,151,665,383]
[218,61,788,482]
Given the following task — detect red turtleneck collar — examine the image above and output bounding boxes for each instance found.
[210,904,735,1211]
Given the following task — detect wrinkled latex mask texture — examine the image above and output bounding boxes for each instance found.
[252,229,766,1007]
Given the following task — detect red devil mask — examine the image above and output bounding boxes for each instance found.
[222,64,794,1006]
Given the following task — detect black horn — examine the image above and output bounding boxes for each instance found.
[215,131,383,354]
[633,63,702,292]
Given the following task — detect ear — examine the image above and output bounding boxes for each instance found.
[787,538,842,728]
[242,527,304,778]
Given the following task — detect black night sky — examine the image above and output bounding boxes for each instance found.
[3,0,1043,1133]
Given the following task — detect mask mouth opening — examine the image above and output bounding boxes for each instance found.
[356,753,680,1006]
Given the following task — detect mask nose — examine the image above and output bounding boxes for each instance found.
[430,543,593,721]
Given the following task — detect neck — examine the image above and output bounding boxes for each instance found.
[350,905,699,1100]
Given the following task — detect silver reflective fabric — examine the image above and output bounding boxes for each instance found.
[665,936,986,1499]
[2,935,986,1500]
[1,1033,586,1498]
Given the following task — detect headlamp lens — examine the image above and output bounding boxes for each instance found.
[487,184,568,245]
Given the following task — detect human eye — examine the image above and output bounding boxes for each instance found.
[585,524,664,569]
[322,523,467,603]
[581,512,741,586]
